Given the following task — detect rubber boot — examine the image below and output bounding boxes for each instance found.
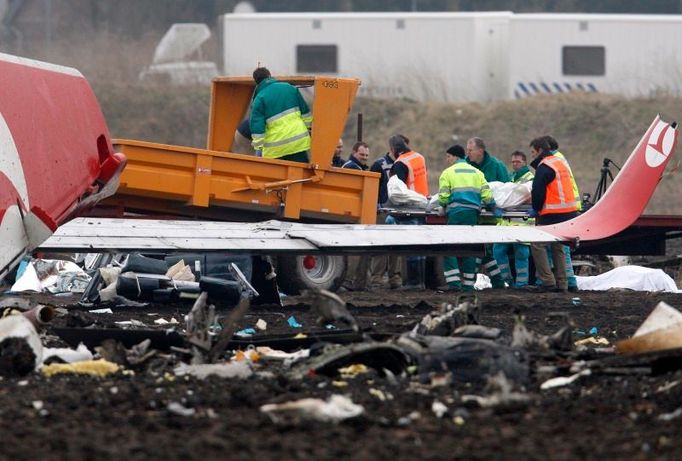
[563,246,578,291]
[443,256,462,290]
[461,256,477,292]
[513,244,530,288]
[482,256,505,289]
[492,243,514,286]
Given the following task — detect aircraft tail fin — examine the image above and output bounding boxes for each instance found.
[544,115,678,241]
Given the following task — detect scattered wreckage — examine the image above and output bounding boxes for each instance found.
[4,270,682,428]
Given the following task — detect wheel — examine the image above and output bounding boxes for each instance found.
[276,255,347,295]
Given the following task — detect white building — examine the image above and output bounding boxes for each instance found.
[220,12,682,102]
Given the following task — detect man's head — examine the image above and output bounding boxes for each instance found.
[445,144,466,165]
[388,134,409,156]
[543,135,559,151]
[352,141,370,166]
[253,67,271,84]
[529,137,551,159]
[466,137,486,164]
[334,139,344,158]
[510,150,527,171]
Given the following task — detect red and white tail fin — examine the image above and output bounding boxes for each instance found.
[544,115,678,241]
[1,52,125,280]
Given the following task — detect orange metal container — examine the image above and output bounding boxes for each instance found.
[107,76,379,224]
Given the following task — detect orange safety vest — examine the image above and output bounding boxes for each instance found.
[539,155,578,215]
[395,151,429,196]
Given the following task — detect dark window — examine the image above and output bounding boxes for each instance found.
[296,45,337,73]
[562,46,605,76]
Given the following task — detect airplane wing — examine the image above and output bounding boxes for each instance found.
[40,116,678,255]
[38,218,564,255]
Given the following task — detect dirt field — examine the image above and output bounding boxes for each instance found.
[2,288,682,461]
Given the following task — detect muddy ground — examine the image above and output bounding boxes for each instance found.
[2,288,682,461]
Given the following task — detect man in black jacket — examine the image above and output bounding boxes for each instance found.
[527,137,579,292]
[369,148,401,288]
[332,138,345,167]
[342,142,370,170]
[341,141,370,290]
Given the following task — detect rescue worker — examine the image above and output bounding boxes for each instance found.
[249,67,312,163]
[232,118,255,155]
[544,135,580,292]
[389,134,428,289]
[369,145,401,289]
[492,151,533,287]
[526,137,578,292]
[466,137,509,288]
[438,145,496,292]
[341,142,371,291]
[342,141,370,170]
[332,138,345,167]
[466,137,510,183]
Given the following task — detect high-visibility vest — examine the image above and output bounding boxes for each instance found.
[438,160,493,212]
[539,155,578,215]
[395,151,429,196]
[553,151,582,211]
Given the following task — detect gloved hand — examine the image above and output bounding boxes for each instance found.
[528,209,538,218]
[255,150,263,157]
[493,207,504,218]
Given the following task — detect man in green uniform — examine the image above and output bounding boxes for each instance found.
[250,67,312,163]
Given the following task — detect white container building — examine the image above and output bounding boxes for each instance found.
[220,12,682,102]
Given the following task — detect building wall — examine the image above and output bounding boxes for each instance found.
[222,12,511,102]
[222,11,682,102]
[508,14,682,99]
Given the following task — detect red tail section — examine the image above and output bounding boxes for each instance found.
[1,53,126,279]
[543,116,678,241]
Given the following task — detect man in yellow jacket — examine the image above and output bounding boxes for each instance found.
[438,145,496,291]
[250,67,312,163]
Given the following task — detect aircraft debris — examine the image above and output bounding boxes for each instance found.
[461,372,531,410]
[41,359,120,377]
[260,394,364,424]
[540,369,592,390]
[306,288,359,332]
[173,361,253,380]
[412,295,480,336]
[511,313,573,352]
[616,302,682,354]
[0,305,55,376]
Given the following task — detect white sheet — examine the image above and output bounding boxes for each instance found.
[576,265,679,292]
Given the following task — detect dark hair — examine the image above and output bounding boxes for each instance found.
[352,141,368,152]
[446,144,466,159]
[253,67,271,84]
[543,135,558,151]
[468,137,486,151]
[510,150,526,162]
[529,137,551,154]
[388,134,409,153]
